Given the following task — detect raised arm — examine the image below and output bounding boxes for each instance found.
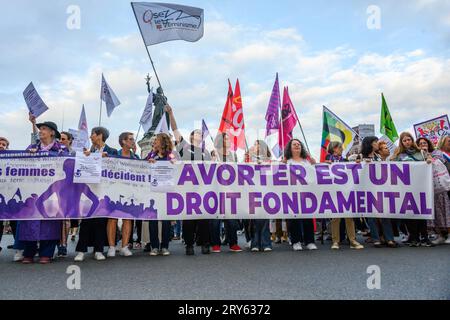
[164,105,183,143]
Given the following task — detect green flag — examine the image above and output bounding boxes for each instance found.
[380,93,399,142]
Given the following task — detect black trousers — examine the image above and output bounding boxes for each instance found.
[406,219,428,242]
[0,222,3,245]
[287,219,315,245]
[75,218,107,253]
[183,220,210,247]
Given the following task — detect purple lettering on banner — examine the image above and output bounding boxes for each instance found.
[226,193,241,215]
[319,192,337,214]
[238,165,255,186]
[197,163,216,185]
[177,164,199,185]
[356,191,366,212]
[391,164,411,185]
[254,165,271,185]
[331,164,348,185]
[420,193,432,215]
[219,192,226,215]
[203,191,218,215]
[249,192,262,214]
[289,165,307,185]
[186,192,202,215]
[367,192,384,213]
[273,165,288,186]
[346,163,363,184]
[336,191,355,212]
[263,192,281,214]
[282,193,299,214]
[315,165,332,185]
[300,192,317,214]
[369,163,388,185]
[217,164,236,186]
[384,192,400,213]
[167,193,184,215]
[400,192,420,214]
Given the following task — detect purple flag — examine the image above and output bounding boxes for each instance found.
[265,73,281,137]
[201,119,210,152]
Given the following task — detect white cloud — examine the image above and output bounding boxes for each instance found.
[1,19,449,161]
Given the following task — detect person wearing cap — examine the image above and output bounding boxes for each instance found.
[21,121,69,264]
[74,127,118,262]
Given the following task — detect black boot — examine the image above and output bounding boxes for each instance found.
[186,246,195,255]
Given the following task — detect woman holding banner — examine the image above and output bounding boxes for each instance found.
[247,140,273,252]
[359,136,397,248]
[165,105,212,256]
[391,132,433,247]
[104,132,140,258]
[210,132,243,253]
[416,137,450,245]
[55,131,76,258]
[146,133,176,256]
[74,127,118,262]
[284,138,318,251]
[325,141,364,250]
[22,121,69,264]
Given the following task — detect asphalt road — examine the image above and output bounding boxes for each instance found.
[0,234,448,300]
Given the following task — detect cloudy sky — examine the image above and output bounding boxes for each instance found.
[0,0,449,158]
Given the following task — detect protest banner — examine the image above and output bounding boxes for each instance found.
[413,114,450,146]
[0,151,433,221]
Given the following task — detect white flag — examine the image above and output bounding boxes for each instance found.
[154,112,170,134]
[78,104,88,133]
[23,82,49,118]
[139,89,154,133]
[100,74,121,117]
[76,105,90,150]
[131,2,204,46]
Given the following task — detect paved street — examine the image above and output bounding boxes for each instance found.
[0,234,448,300]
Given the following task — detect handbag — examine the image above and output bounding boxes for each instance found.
[432,159,450,194]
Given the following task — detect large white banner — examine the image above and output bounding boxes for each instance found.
[131,2,204,45]
[0,152,434,220]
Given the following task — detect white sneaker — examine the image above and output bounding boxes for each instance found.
[432,236,446,245]
[107,246,116,257]
[74,252,85,262]
[263,247,272,252]
[161,248,170,256]
[245,241,251,249]
[293,242,303,251]
[306,243,318,250]
[251,247,259,252]
[13,250,24,262]
[120,246,133,257]
[149,248,159,256]
[445,237,450,245]
[94,252,106,261]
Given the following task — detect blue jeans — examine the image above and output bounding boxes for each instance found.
[149,221,171,250]
[367,218,394,242]
[23,240,58,258]
[251,220,271,249]
[210,219,239,247]
[174,220,182,237]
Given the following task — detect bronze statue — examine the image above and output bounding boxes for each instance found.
[143,84,170,139]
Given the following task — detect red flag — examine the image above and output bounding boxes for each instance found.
[278,86,298,149]
[218,79,234,133]
[218,79,246,151]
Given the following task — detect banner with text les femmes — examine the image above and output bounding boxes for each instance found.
[0,152,434,220]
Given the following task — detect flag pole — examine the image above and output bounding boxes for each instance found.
[280,104,285,161]
[136,124,142,142]
[297,118,310,155]
[99,99,102,126]
[131,3,164,93]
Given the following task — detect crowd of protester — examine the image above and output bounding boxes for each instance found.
[0,108,449,264]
